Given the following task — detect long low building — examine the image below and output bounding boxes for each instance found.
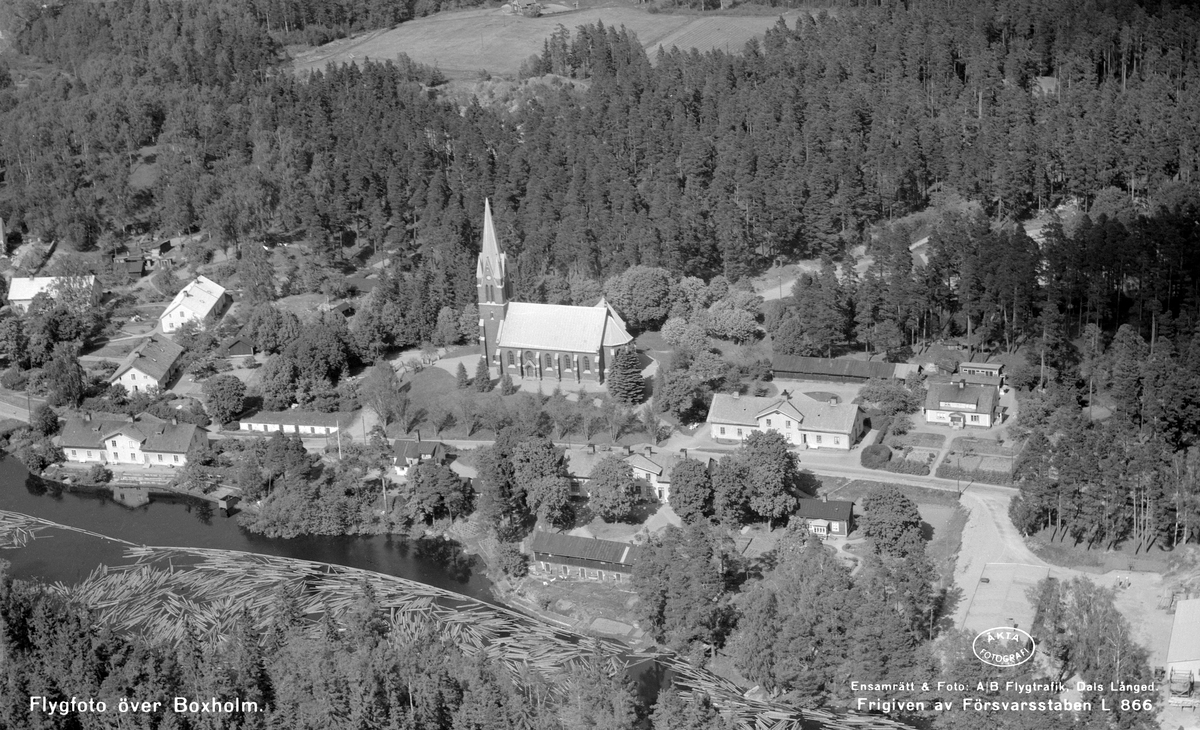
[527,531,643,582]
[706,391,864,450]
[772,355,918,382]
[1168,598,1200,689]
[239,411,355,435]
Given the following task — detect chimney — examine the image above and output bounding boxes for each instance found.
[625,445,633,456]
[958,380,965,390]
[84,411,92,422]
[681,448,688,459]
[829,395,839,405]
[733,391,740,399]
[822,494,828,502]
[171,416,178,426]
[588,443,595,454]
[415,430,421,443]
[644,446,652,455]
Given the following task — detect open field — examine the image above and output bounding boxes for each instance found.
[291,7,804,78]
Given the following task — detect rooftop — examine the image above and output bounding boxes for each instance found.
[527,531,643,567]
[1168,598,1200,664]
[924,381,998,414]
[796,498,853,523]
[241,410,355,428]
[772,355,900,380]
[706,392,860,434]
[498,301,631,353]
[61,412,199,454]
[111,335,185,382]
[165,275,226,318]
[8,275,97,302]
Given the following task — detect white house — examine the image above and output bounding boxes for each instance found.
[239,410,353,436]
[60,413,205,467]
[160,275,229,333]
[393,436,449,477]
[923,380,998,428]
[706,391,864,450]
[110,336,185,393]
[8,275,102,313]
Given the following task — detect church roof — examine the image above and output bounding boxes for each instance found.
[476,198,507,281]
[499,303,608,352]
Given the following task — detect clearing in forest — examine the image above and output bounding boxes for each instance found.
[291,7,803,79]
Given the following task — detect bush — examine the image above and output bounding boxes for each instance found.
[861,444,892,468]
[883,458,930,476]
[496,542,528,578]
[1,368,28,391]
[87,464,113,484]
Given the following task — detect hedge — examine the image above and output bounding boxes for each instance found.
[883,459,931,476]
[935,463,1013,485]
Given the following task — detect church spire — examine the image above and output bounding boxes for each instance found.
[476,198,505,281]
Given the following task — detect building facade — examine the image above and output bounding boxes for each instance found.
[476,200,633,383]
[923,381,998,428]
[60,413,205,467]
[110,335,185,392]
[706,392,864,450]
[527,531,642,582]
[161,275,229,333]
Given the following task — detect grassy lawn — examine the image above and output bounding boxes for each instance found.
[889,432,945,449]
[393,366,650,446]
[1027,530,1172,573]
[926,505,969,585]
[821,478,962,507]
[950,435,1015,456]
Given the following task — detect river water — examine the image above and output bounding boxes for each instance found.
[0,457,495,602]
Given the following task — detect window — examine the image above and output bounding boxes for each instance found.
[157,454,163,462]
[815,435,823,443]
[110,440,117,448]
[544,353,553,370]
[562,355,571,370]
[507,351,514,366]
[969,414,980,423]
[583,356,591,371]
[719,427,725,435]
[736,428,743,437]
[325,427,331,435]
[173,455,180,463]
[766,418,772,427]
[786,420,792,429]
[833,437,841,445]
[86,451,91,458]
[71,450,77,456]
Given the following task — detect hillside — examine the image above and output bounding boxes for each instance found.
[291,6,803,78]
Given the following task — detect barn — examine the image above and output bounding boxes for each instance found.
[772,355,913,382]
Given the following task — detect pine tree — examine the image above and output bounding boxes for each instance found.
[455,362,469,389]
[499,373,517,396]
[473,357,492,392]
[605,347,644,405]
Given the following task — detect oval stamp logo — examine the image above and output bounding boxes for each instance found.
[972,627,1036,667]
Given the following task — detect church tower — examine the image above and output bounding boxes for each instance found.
[476,199,509,366]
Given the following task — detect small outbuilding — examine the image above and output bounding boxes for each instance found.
[794,498,853,538]
[1168,598,1200,689]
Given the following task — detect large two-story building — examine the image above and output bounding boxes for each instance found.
[60,413,205,467]
[110,335,185,393]
[706,391,864,450]
[160,275,229,333]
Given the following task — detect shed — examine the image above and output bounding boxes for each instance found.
[772,355,900,382]
[1167,598,1200,683]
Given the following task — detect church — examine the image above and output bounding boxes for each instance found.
[477,200,633,383]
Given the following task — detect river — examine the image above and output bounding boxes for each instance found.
[0,456,495,602]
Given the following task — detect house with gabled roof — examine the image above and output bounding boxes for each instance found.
[160,275,229,333]
[393,434,449,477]
[476,200,633,383]
[59,412,206,467]
[923,380,998,428]
[706,391,864,450]
[795,497,853,538]
[110,335,185,393]
[527,530,643,581]
[623,447,714,503]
